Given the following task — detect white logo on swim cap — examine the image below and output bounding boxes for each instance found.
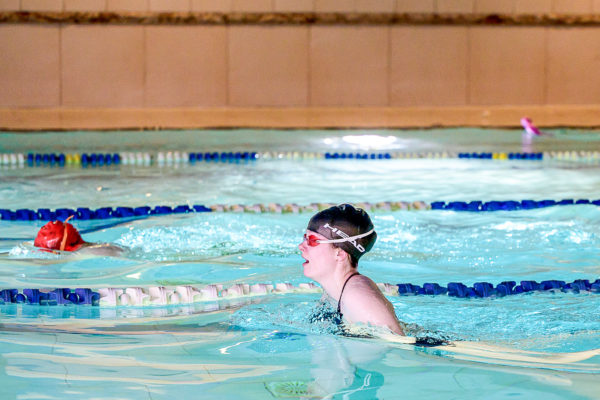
[319,223,374,253]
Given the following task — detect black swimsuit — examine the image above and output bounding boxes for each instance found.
[336,272,360,317]
[310,273,450,346]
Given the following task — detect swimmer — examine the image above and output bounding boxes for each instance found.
[34,217,124,256]
[299,204,404,335]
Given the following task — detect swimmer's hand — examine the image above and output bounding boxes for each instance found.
[377,332,417,344]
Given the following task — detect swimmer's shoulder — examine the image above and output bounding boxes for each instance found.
[77,242,126,256]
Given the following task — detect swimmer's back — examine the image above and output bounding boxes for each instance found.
[339,274,404,335]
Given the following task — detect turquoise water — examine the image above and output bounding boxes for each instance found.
[0,129,599,399]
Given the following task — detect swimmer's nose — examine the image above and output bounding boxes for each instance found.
[298,240,306,251]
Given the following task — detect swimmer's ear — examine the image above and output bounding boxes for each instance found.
[334,247,352,264]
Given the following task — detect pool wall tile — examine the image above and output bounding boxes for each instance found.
[145,26,227,107]
[310,26,388,106]
[20,0,63,11]
[229,26,309,106]
[547,28,600,104]
[314,0,354,12]
[469,27,545,105]
[149,0,190,12]
[390,26,467,106]
[552,0,592,14]
[436,0,474,13]
[231,0,273,12]
[474,0,514,13]
[64,0,106,11]
[191,0,231,12]
[395,0,435,13]
[0,25,60,107]
[355,0,394,13]
[106,0,148,12]
[514,0,552,13]
[274,0,313,12]
[61,26,145,107]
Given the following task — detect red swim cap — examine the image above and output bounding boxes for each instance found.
[34,220,85,251]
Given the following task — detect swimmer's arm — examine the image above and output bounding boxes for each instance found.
[77,242,126,256]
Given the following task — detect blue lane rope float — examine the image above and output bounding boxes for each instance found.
[0,279,598,307]
[2,150,600,168]
[2,199,600,221]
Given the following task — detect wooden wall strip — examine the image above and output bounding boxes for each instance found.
[2,11,600,26]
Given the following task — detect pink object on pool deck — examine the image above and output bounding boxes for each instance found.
[521,117,543,136]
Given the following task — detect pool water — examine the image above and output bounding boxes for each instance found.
[0,129,599,399]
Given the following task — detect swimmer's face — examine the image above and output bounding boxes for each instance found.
[299,230,338,281]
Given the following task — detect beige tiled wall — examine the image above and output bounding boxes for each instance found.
[0,0,20,10]
[229,27,308,106]
[274,0,313,12]
[21,0,63,11]
[191,0,231,12]
[436,0,474,13]
[61,26,144,107]
[552,0,592,14]
[2,15,600,109]
[0,25,60,107]
[10,0,600,14]
[355,0,394,13]
[391,27,468,106]
[474,0,514,13]
[145,26,227,107]
[63,0,106,11]
[469,27,545,105]
[310,27,388,106]
[547,28,600,104]
[149,0,189,12]
[231,0,273,12]
[514,0,552,14]
[106,0,148,12]
[396,0,435,13]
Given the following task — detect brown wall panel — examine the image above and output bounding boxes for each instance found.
[231,0,273,12]
[514,0,551,14]
[229,26,309,106]
[474,0,514,13]
[552,0,592,14]
[547,28,600,104]
[149,0,190,12]
[107,0,148,12]
[274,0,313,12]
[310,26,389,106]
[145,26,227,107]
[0,25,60,107]
[63,0,106,11]
[191,0,232,12]
[436,0,474,13]
[21,0,63,11]
[62,26,145,107]
[395,0,435,13]
[469,27,545,105]
[391,27,467,106]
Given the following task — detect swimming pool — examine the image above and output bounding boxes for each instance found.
[1,129,599,399]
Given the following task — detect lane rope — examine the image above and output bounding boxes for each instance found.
[1,278,598,307]
[1,150,600,168]
[2,199,600,221]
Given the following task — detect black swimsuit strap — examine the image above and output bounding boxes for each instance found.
[337,272,360,315]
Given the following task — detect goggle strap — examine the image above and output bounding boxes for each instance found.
[59,215,74,251]
[317,228,375,244]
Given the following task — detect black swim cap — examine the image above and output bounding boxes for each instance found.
[307,204,377,263]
